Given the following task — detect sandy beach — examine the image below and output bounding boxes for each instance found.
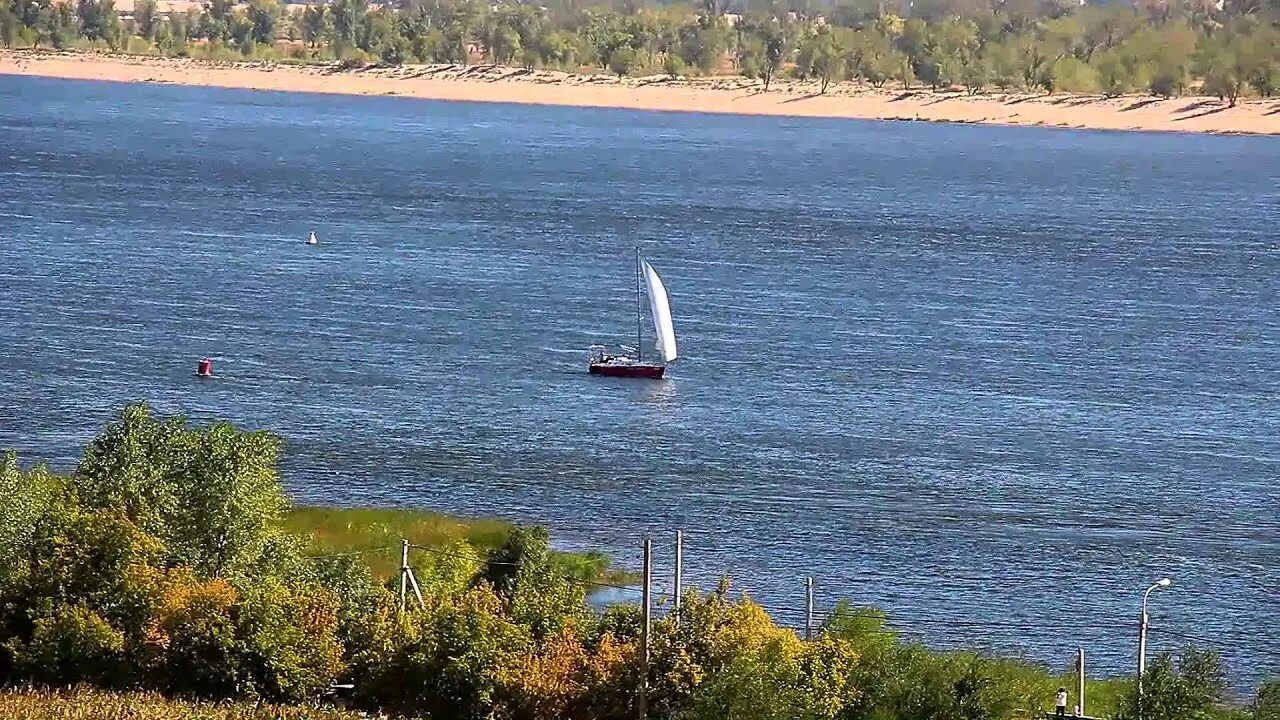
[4,50,1280,135]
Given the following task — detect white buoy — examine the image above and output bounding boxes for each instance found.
[306,231,318,245]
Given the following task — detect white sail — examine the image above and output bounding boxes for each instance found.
[642,259,678,363]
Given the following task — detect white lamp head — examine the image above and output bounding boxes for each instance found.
[1156,578,1172,587]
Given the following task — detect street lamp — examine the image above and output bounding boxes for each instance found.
[1137,578,1172,702]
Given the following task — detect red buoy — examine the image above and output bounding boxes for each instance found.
[196,357,213,377]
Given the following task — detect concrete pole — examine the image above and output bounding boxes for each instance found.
[805,577,815,641]
[1077,648,1086,717]
[639,536,651,720]
[399,538,409,614]
[673,530,683,622]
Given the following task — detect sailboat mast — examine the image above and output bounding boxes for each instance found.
[635,247,643,363]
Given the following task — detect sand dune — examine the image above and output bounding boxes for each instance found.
[4,50,1279,135]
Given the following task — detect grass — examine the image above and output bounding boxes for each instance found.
[0,687,367,719]
[284,506,628,585]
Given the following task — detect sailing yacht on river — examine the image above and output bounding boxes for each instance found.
[589,252,678,379]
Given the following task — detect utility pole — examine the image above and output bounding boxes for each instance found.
[673,530,683,622]
[639,536,652,720]
[399,538,409,614]
[805,576,815,641]
[1077,648,1086,718]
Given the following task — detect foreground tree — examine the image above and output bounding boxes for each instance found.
[76,403,289,580]
[1116,646,1226,720]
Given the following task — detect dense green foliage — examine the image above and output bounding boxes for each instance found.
[0,405,1273,720]
[1,0,1278,100]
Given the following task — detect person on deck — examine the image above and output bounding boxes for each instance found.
[1055,687,1069,719]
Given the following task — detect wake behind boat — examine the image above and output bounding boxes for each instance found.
[589,252,678,379]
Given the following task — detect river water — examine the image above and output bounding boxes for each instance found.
[1,75,1276,688]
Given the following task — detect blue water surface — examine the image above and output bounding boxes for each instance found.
[1,75,1276,688]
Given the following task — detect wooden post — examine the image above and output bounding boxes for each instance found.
[639,536,652,720]
[673,530,683,622]
[805,577,815,640]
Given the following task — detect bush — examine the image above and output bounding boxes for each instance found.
[1051,57,1098,94]
[11,605,127,687]
[356,587,531,719]
[150,575,244,698]
[1115,646,1226,720]
[663,53,687,79]
[236,581,345,703]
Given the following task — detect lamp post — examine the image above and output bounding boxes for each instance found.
[1137,578,1172,704]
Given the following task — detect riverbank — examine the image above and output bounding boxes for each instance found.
[3,49,1279,135]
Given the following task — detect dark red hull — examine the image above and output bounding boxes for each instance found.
[589,363,665,379]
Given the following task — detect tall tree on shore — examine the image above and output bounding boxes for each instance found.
[331,0,368,53]
[0,0,19,49]
[299,4,330,48]
[49,2,76,47]
[246,0,278,45]
[75,0,119,42]
[133,0,157,40]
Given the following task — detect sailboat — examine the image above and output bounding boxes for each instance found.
[589,252,678,379]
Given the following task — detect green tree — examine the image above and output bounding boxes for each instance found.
[663,50,687,78]
[846,27,893,87]
[1116,646,1226,720]
[1094,48,1132,96]
[0,454,61,581]
[48,2,76,48]
[357,587,531,720]
[678,15,728,74]
[798,27,844,93]
[537,29,577,68]
[474,526,590,640]
[299,4,328,48]
[330,0,367,52]
[761,31,785,90]
[1242,27,1278,97]
[381,32,412,63]
[1255,679,1280,720]
[1050,56,1098,93]
[738,17,785,90]
[76,0,117,41]
[414,28,448,64]
[77,404,289,580]
[1198,41,1247,106]
[988,40,1022,89]
[133,0,156,40]
[167,13,191,52]
[246,0,278,46]
[0,5,17,49]
[490,23,521,64]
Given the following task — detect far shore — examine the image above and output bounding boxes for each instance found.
[3,49,1280,135]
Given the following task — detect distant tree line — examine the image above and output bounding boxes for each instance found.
[1,0,1278,99]
[2,404,1278,720]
